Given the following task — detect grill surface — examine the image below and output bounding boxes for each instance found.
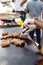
[0,27,42,65]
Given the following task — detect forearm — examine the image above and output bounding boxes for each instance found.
[21,0,27,4]
[12,0,15,2]
[34,19,43,29]
[25,9,29,13]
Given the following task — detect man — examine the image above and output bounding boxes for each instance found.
[13,0,27,21]
[25,0,43,49]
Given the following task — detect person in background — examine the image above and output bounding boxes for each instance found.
[12,0,27,21]
[25,0,43,49]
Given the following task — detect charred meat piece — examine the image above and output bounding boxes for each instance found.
[1,32,21,39]
[1,34,12,39]
[1,33,14,39]
[11,38,25,47]
[11,32,21,37]
[2,32,9,36]
[1,40,10,48]
[1,35,8,39]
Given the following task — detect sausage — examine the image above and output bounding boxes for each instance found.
[11,32,21,37]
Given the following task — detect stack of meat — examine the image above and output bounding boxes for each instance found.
[1,32,25,48]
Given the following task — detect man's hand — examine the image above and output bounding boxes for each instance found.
[21,24,36,35]
[20,0,27,6]
[21,18,36,35]
[21,19,34,28]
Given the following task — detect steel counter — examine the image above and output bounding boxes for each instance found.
[0,27,42,65]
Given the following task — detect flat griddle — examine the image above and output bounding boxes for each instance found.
[0,27,42,65]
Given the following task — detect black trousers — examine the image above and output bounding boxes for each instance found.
[29,29,41,47]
